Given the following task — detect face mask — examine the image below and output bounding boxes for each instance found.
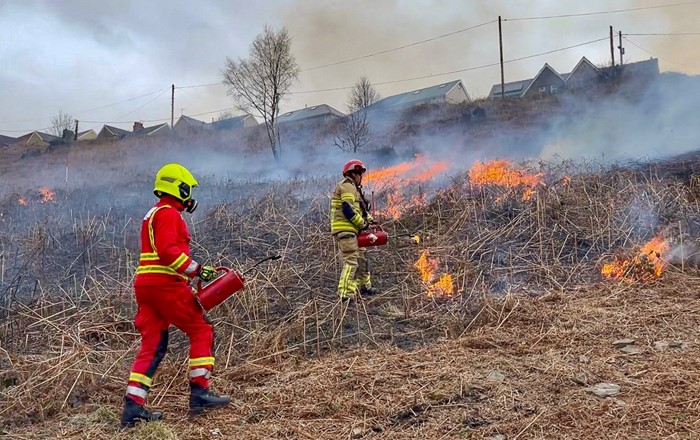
[184,198,198,213]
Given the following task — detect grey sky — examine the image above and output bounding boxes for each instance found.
[0,0,698,136]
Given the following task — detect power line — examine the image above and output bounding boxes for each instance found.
[625,32,700,36]
[0,88,169,124]
[289,36,609,94]
[2,35,611,130]
[301,19,497,72]
[79,107,239,125]
[117,89,169,118]
[504,1,700,21]
[177,82,221,89]
[623,36,690,70]
[0,126,51,133]
[75,88,169,114]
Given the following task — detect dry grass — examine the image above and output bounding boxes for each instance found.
[2,156,700,438]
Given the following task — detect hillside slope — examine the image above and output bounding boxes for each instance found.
[3,274,699,439]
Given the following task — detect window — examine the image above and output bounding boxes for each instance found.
[438,83,447,88]
[550,85,558,94]
[539,86,546,93]
[310,106,318,110]
[413,90,421,94]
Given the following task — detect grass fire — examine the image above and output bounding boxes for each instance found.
[2,11,700,438]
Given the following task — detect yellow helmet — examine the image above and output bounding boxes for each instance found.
[153,163,199,212]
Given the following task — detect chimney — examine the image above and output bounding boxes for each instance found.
[133,121,144,132]
[62,128,75,142]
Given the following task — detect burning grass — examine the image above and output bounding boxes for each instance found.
[3,156,700,437]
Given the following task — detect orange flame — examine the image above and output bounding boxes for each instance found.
[39,187,55,203]
[18,197,28,206]
[414,250,454,297]
[468,160,542,201]
[602,234,670,282]
[367,155,447,219]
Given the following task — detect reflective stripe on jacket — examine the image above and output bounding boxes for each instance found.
[330,177,365,234]
[135,196,199,285]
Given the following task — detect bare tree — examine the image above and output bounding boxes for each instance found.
[335,77,380,154]
[50,109,74,138]
[222,26,299,162]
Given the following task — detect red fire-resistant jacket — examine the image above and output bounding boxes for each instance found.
[134,195,199,286]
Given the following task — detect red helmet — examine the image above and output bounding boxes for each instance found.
[343,159,367,176]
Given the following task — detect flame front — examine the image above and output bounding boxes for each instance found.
[367,155,447,219]
[39,188,56,203]
[468,160,542,201]
[414,250,454,297]
[18,197,27,206]
[602,234,670,282]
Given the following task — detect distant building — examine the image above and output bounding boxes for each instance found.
[76,129,97,141]
[619,58,660,82]
[127,121,170,138]
[369,79,470,112]
[26,131,61,147]
[490,56,659,99]
[97,125,131,141]
[278,104,345,125]
[173,115,208,135]
[565,57,603,91]
[0,134,16,147]
[210,114,258,131]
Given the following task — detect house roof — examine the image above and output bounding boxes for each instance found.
[278,104,344,124]
[127,123,170,138]
[175,115,208,129]
[77,129,96,138]
[31,131,61,142]
[0,134,17,146]
[210,114,255,130]
[371,79,468,110]
[565,56,599,80]
[489,79,534,98]
[521,63,566,96]
[99,125,131,138]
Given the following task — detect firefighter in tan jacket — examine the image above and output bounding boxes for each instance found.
[331,160,379,300]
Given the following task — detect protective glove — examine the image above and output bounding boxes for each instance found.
[197,265,219,282]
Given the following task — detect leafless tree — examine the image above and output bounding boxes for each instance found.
[222,26,299,162]
[335,77,380,154]
[50,109,74,138]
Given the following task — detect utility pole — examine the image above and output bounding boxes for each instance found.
[171,84,175,127]
[73,119,79,141]
[609,26,615,68]
[618,31,624,65]
[498,16,505,99]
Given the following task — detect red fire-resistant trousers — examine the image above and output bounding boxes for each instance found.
[126,281,214,405]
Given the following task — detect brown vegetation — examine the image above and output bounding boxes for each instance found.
[2,155,700,438]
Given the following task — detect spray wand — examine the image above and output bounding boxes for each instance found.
[242,254,282,275]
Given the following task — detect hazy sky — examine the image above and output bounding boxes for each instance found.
[1,0,698,136]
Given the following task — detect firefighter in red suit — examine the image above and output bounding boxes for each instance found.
[120,163,229,428]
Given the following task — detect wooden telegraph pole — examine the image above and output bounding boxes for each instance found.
[609,26,615,68]
[171,84,175,127]
[499,16,505,99]
[73,119,79,141]
[618,31,624,65]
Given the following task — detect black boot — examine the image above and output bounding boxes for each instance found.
[120,396,163,428]
[360,286,379,296]
[190,383,231,414]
